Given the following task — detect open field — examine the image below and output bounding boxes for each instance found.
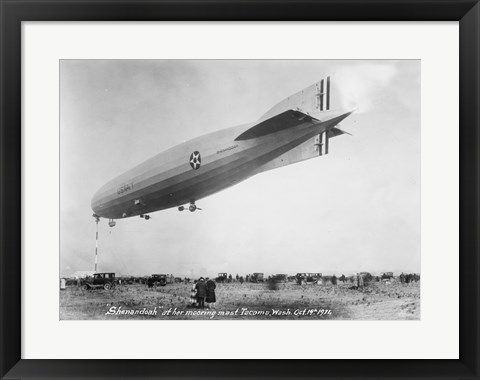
[60,281,420,320]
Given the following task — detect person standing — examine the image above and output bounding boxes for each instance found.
[195,277,207,309]
[189,279,198,307]
[358,274,364,290]
[206,277,217,309]
[332,275,337,286]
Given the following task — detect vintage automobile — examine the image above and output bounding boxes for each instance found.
[250,273,264,283]
[381,272,394,280]
[147,274,167,287]
[82,273,116,290]
[215,273,228,283]
[296,272,322,284]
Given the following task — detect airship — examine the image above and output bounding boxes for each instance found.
[91,75,355,227]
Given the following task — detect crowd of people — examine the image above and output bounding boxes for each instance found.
[399,272,420,284]
[156,272,420,306]
[189,277,217,309]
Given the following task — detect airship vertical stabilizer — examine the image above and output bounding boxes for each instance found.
[258,75,334,122]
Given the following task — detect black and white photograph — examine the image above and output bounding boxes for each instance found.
[59,59,420,320]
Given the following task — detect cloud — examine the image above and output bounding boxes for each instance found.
[333,62,398,113]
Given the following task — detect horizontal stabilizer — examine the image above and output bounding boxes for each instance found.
[235,109,315,141]
[329,127,352,137]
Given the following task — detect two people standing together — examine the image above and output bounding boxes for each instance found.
[190,277,216,309]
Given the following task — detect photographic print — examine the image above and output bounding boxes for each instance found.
[60,60,420,320]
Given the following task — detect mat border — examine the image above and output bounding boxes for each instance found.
[1,1,479,379]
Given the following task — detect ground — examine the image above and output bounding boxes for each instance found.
[60,281,420,320]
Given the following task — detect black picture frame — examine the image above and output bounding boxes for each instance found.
[1,1,479,379]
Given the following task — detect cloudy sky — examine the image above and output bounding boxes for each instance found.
[60,60,420,278]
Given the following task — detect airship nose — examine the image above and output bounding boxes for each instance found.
[91,185,106,216]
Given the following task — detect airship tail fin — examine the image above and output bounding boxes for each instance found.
[254,126,349,174]
[258,75,335,122]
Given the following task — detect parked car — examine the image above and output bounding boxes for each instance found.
[82,273,116,290]
[148,274,167,287]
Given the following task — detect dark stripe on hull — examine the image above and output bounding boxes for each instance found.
[326,76,330,110]
[320,79,324,111]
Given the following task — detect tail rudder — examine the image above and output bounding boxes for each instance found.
[259,74,335,121]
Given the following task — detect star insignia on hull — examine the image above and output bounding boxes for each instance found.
[189,151,201,170]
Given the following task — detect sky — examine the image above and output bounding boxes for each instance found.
[60,60,420,278]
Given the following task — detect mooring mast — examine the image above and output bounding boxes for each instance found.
[93,214,100,272]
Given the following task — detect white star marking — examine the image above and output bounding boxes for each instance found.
[190,152,201,169]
